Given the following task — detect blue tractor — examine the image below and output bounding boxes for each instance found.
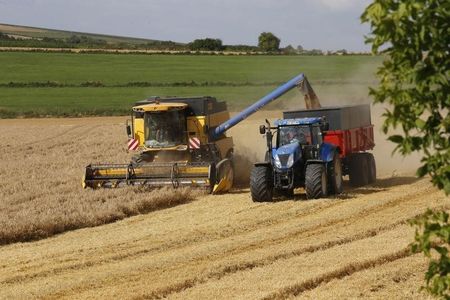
[251,116,343,201]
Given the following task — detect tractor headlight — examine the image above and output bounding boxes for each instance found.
[286,154,294,168]
[274,155,282,168]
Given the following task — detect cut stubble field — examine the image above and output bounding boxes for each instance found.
[0,109,448,299]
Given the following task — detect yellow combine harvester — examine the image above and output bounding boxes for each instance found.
[83,96,235,193]
[83,73,320,193]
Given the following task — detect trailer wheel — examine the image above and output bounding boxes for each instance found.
[250,165,273,202]
[328,152,343,195]
[365,153,376,183]
[305,164,328,199]
[349,154,369,187]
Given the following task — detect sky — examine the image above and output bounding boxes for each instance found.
[0,0,373,51]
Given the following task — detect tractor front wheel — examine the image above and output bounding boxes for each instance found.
[250,165,273,202]
[305,164,328,199]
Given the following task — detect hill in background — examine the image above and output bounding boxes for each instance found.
[0,23,162,45]
[0,23,186,50]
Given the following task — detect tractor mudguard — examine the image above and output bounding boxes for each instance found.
[319,143,338,162]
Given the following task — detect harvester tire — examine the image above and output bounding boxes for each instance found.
[349,154,369,187]
[250,165,273,202]
[365,153,376,183]
[305,163,328,199]
[328,153,343,195]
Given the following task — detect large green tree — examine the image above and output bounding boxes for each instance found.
[258,32,280,52]
[188,38,223,51]
[362,0,449,297]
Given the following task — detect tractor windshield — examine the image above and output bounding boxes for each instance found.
[144,110,187,148]
[278,126,312,146]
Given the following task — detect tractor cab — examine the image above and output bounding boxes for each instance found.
[270,117,327,170]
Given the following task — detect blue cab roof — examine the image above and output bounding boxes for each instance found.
[274,117,323,126]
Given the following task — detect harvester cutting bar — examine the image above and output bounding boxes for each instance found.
[83,162,213,189]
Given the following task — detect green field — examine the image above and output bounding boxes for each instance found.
[0,52,382,117]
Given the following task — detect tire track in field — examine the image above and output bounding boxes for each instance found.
[2,180,432,289]
[0,197,351,283]
[113,186,438,299]
[38,187,439,299]
[0,199,347,286]
[0,124,86,153]
[140,200,445,299]
[261,247,412,300]
[43,124,103,150]
[23,124,87,147]
[203,182,434,260]
[1,124,96,154]
[141,218,411,300]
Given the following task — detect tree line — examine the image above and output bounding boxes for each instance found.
[0,31,357,55]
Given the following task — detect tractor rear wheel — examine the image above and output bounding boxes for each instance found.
[349,154,369,187]
[328,152,343,195]
[250,165,273,202]
[305,164,328,199]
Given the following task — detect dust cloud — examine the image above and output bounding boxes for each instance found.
[229,59,422,180]
[228,104,422,185]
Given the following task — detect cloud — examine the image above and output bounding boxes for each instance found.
[0,0,372,51]
[314,0,370,11]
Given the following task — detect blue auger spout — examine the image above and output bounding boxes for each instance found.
[212,73,317,140]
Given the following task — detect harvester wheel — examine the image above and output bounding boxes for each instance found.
[349,154,369,187]
[305,164,328,199]
[328,152,343,195]
[250,165,273,202]
[365,153,376,183]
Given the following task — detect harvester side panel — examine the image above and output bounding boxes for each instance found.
[133,115,145,147]
[208,110,231,128]
[187,116,208,144]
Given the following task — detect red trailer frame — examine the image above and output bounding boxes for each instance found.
[324,125,375,158]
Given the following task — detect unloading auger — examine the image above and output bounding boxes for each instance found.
[83,73,320,193]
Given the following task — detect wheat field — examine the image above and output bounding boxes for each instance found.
[0,111,448,299]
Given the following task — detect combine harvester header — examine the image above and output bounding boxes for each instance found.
[83,73,320,193]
